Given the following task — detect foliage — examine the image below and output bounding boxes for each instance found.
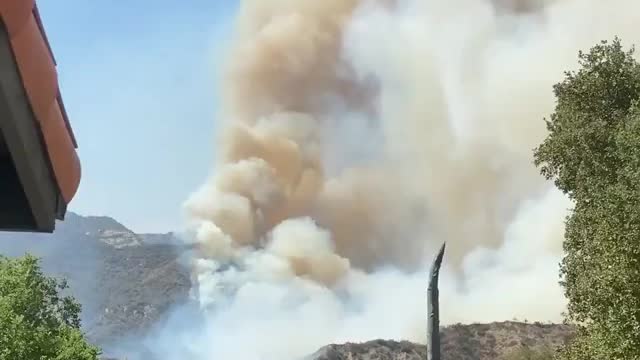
[502,345,556,360]
[534,38,640,360]
[0,254,100,360]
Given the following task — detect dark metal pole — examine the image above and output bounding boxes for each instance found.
[427,243,446,360]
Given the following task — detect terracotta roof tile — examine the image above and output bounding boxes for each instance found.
[0,0,81,204]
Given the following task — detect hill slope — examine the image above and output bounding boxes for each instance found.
[311,322,575,360]
[0,213,191,347]
[0,213,575,359]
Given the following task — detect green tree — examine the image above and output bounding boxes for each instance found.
[534,38,640,360]
[0,254,100,360]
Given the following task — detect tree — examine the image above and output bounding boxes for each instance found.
[0,254,100,360]
[534,38,640,360]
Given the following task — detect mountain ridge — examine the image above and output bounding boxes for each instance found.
[0,212,191,348]
[310,321,575,360]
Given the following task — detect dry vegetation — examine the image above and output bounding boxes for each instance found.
[311,322,575,360]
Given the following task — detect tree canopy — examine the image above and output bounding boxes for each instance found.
[0,254,100,360]
[534,38,640,360]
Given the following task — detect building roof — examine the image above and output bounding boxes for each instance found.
[0,0,81,232]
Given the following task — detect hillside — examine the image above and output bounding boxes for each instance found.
[311,322,575,360]
[0,213,191,348]
[0,213,576,359]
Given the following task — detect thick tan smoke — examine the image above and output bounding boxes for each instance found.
[220,0,362,122]
[182,0,640,336]
[186,0,431,274]
[158,2,640,359]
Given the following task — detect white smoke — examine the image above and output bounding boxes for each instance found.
[147,0,640,359]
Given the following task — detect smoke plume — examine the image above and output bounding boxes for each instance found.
[157,0,640,359]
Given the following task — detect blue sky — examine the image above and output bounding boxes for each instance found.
[38,1,240,233]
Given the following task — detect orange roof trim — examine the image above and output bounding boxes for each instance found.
[0,0,80,204]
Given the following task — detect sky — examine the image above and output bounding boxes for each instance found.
[37,1,240,233]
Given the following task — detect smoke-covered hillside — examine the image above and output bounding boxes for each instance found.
[0,213,191,349]
[0,213,576,359]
